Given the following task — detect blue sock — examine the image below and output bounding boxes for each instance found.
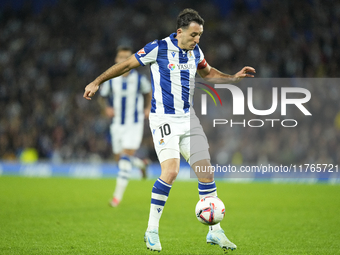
[198,180,217,199]
[113,155,132,201]
[147,178,172,231]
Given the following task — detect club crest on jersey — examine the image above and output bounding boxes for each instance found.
[168,63,175,71]
[137,48,146,56]
[159,139,165,145]
[188,51,195,59]
[171,52,176,58]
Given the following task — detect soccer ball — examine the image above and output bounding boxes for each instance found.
[195,196,225,225]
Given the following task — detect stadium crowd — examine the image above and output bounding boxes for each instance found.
[0,0,339,165]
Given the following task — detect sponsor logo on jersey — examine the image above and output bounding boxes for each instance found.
[177,63,196,70]
[168,63,196,71]
[168,63,175,71]
[137,48,145,56]
[171,52,176,58]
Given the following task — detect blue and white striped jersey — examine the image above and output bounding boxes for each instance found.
[135,33,205,115]
[100,70,151,125]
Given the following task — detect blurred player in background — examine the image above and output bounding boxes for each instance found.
[99,46,152,207]
[84,9,255,252]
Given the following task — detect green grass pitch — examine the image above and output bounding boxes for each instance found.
[0,176,339,254]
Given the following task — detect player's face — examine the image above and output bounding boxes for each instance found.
[115,50,132,64]
[177,22,203,50]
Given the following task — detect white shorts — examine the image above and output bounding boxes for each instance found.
[110,123,143,154]
[149,113,210,165]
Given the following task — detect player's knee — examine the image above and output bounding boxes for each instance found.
[118,155,132,172]
[189,152,211,167]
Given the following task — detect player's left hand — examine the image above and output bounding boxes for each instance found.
[232,66,256,82]
[83,82,100,100]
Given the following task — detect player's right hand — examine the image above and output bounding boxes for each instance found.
[83,82,99,100]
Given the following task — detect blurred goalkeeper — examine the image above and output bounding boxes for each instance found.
[99,46,152,207]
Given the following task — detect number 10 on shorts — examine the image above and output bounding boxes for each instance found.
[159,124,171,138]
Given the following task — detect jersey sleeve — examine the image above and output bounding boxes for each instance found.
[134,40,159,66]
[197,46,208,70]
[140,75,152,94]
[198,47,205,63]
[99,80,111,97]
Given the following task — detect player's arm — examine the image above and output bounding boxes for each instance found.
[83,55,141,100]
[143,91,152,119]
[197,61,255,83]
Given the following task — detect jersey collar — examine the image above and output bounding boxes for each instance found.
[170,33,186,52]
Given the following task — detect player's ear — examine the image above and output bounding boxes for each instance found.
[177,28,183,35]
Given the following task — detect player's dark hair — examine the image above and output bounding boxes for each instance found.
[176,8,204,29]
[116,45,133,53]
